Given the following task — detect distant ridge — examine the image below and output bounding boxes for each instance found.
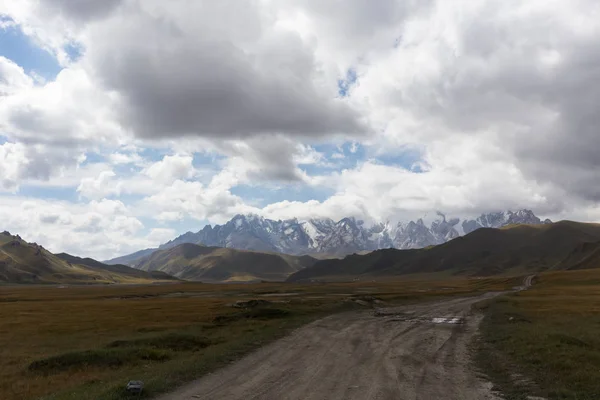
[0,231,176,284]
[134,243,317,283]
[287,220,600,282]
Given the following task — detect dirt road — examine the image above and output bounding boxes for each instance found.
[157,292,503,400]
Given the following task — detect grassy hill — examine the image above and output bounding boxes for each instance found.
[288,221,600,282]
[54,253,177,281]
[103,248,157,266]
[134,243,317,282]
[0,231,176,284]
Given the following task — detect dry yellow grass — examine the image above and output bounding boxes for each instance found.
[0,276,519,400]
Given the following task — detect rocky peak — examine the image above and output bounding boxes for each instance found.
[155,209,549,257]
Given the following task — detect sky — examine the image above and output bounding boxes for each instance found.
[1,0,600,260]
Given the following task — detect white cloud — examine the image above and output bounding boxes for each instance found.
[0,141,93,191]
[0,67,124,146]
[3,0,600,260]
[0,142,27,191]
[77,170,119,199]
[143,154,195,184]
[108,151,144,166]
[0,196,163,259]
[146,227,177,243]
[0,56,33,95]
[140,180,259,224]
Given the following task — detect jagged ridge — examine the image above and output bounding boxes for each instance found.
[157,209,549,257]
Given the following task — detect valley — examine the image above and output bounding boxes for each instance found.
[3,2,597,399]
[3,217,600,399]
[0,276,517,400]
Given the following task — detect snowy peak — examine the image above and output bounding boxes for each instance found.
[159,209,549,256]
[463,209,543,234]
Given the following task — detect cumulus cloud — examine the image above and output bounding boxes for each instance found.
[108,151,144,166]
[143,154,195,184]
[28,0,365,141]
[0,197,161,259]
[0,67,124,146]
[0,141,89,191]
[259,146,558,224]
[76,154,201,200]
[37,0,123,23]
[141,180,259,224]
[3,0,600,259]
[347,0,600,205]
[77,170,119,199]
[213,136,319,184]
[0,56,33,95]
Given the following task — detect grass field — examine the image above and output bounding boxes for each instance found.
[477,268,600,400]
[0,276,518,400]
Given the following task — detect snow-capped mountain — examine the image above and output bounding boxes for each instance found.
[159,209,549,256]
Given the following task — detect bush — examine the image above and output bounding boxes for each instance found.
[108,333,213,351]
[28,348,170,374]
[214,307,291,324]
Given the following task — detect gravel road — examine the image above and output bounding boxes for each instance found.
[156,292,505,400]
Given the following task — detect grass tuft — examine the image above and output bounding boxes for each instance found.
[213,307,291,324]
[108,333,213,352]
[28,348,171,374]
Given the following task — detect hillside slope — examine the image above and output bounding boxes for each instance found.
[134,243,317,282]
[103,248,157,266]
[54,253,177,281]
[288,221,600,281]
[0,231,175,284]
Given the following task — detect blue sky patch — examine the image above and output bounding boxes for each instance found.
[338,68,357,97]
[138,147,170,162]
[64,42,83,62]
[19,185,79,202]
[373,146,426,172]
[80,152,105,165]
[0,18,62,81]
[149,216,210,236]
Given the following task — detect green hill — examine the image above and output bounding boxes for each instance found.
[0,231,176,284]
[134,243,317,282]
[287,221,600,282]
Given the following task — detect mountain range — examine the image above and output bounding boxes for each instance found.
[106,209,550,265]
[4,215,600,285]
[288,220,600,282]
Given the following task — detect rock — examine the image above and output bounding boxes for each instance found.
[126,380,144,394]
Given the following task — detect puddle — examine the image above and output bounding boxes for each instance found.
[431,317,464,324]
[259,293,300,297]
